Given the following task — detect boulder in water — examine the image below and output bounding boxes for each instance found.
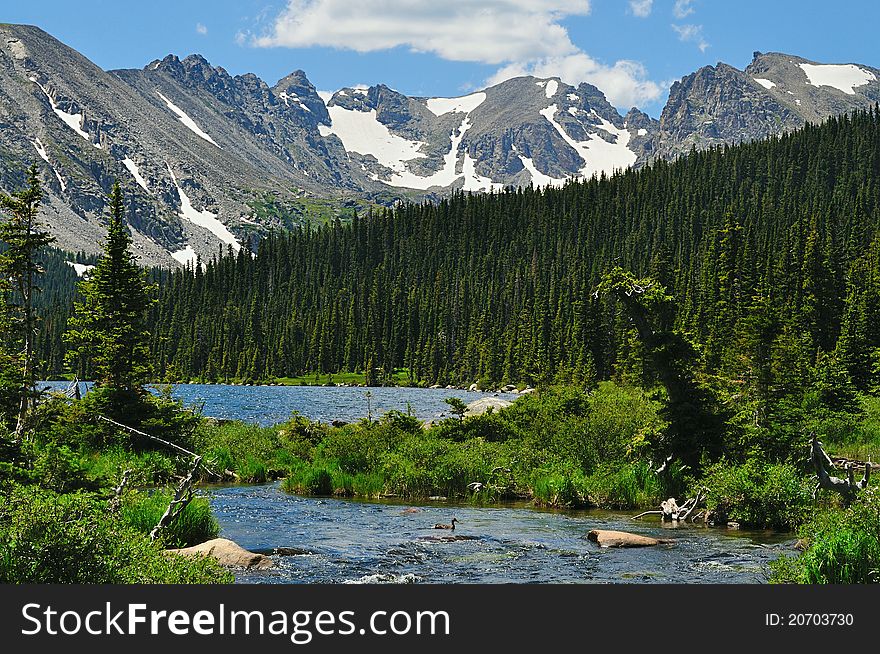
[166,538,274,569]
[587,529,675,548]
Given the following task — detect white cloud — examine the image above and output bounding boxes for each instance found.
[254,1,592,64]
[629,0,653,18]
[673,0,695,19]
[488,54,662,108]
[672,23,708,52]
[255,1,662,110]
[196,23,208,35]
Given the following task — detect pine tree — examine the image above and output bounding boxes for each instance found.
[64,183,156,403]
[0,165,54,436]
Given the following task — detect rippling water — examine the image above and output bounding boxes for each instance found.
[207,483,794,584]
[39,382,515,426]
[41,381,794,583]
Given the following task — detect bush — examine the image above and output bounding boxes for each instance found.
[0,485,231,583]
[771,490,880,584]
[120,490,219,547]
[704,459,812,530]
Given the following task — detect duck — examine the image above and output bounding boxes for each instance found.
[433,517,459,530]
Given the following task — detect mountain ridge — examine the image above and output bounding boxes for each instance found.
[1,24,878,266]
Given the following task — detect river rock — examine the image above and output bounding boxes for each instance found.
[166,538,274,569]
[464,397,512,417]
[587,529,675,548]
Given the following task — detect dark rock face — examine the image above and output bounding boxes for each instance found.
[653,52,880,160]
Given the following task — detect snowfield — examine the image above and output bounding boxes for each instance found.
[35,81,96,146]
[539,105,637,179]
[157,91,220,146]
[167,164,240,251]
[754,78,776,89]
[32,138,66,191]
[122,157,149,191]
[514,147,567,189]
[66,261,94,276]
[425,92,486,117]
[798,63,875,95]
[170,245,199,267]
[320,104,426,172]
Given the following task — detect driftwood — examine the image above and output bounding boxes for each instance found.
[150,456,202,542]
[108,468,132,512]
[632,490,705,523]
[811,435,870,505]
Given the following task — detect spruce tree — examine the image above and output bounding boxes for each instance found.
[0,164,54,436]
[64,183,156,405]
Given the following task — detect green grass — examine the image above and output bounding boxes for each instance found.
[120,490,220,548]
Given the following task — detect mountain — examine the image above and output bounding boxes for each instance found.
[1,24,878,266]
[657,51,880,158]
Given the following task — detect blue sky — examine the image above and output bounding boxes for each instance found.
[4,1,879,117]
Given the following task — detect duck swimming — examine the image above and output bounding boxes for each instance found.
[433,518,459,530]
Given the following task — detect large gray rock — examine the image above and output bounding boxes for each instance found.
[166,537,274,569]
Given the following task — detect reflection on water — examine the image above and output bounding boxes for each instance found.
[207,483,794,584]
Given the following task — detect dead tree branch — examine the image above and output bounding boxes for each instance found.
[150,456,202,542]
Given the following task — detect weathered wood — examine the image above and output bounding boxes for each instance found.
[108,468,132,512]
[811,435,870,505]
[587,529,675,548]
[150,456,202,542]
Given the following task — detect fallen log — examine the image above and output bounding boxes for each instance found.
[166,538,274,569]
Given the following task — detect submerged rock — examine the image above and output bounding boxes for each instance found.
[166,537,274,569]
[587,529,675,548]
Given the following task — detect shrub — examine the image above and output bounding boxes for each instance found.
[771,490,880,584]
[704,459,812,530]
[0,485,231,583]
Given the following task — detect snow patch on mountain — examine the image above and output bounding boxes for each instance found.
[167,164,239,250]
[425,92,486,117]
[544,80,559,98]
[539,104,636,178]
[65,261,94,276]
[157,91,220,146]
[122,157,149,191]
[35,81,94,145]
[321,105,425,172]
[514,148,566,189]
[754,78,776,89]
[32,138,67,191]
[170,245,199,267]
[798,63,875,95]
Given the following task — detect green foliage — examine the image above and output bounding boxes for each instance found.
[0,164,54,433]
[771,491,880,584]
[120,490,219,548]
[0,485,231,583]
[704,459,813,530]
[63,182,157,399]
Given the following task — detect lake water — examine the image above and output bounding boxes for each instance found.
[39,381,515,426]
